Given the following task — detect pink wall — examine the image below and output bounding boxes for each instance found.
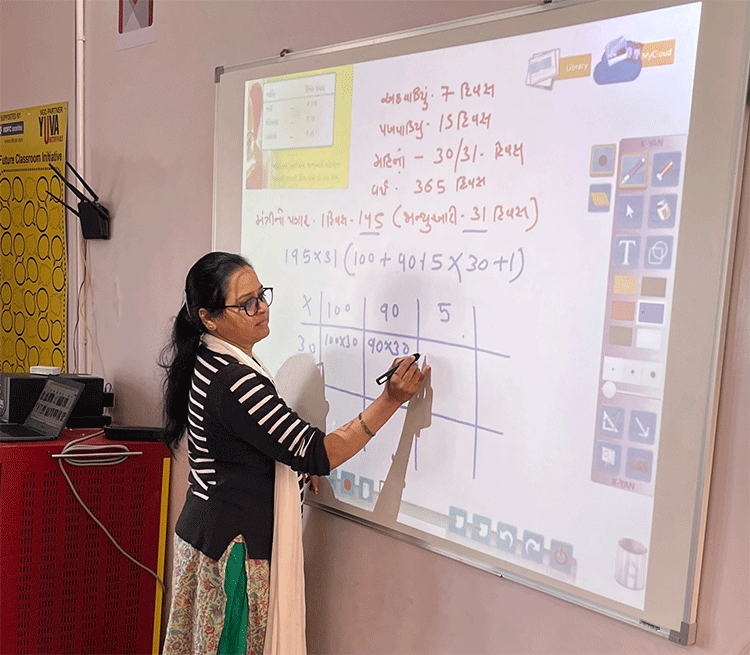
[2,1,747,652]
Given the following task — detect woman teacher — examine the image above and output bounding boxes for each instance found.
[160,251,429,655]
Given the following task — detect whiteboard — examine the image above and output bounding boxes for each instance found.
[213,0,750,643]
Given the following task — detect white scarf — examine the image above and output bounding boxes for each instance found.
[202,334,307,655]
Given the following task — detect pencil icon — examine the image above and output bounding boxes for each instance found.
[621,157,646,185]
[656,160,674,181]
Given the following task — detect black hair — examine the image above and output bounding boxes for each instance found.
[159,251,251,448]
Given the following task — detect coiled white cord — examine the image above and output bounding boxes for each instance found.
[51,431,167,594]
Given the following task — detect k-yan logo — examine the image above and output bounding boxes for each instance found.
[39,113,63,144]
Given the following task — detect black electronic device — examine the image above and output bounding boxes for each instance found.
[0,377,84,442]
[46,161,110,239]
[67,415,113,429]
[103,426,162,442]
[0,373,112,424]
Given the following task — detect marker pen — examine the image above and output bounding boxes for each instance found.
[375,353,420,385]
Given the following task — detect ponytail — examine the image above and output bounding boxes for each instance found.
[159,252,251,449]
[159,304,204,448]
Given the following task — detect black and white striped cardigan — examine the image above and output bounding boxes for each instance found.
[175,344,330,560]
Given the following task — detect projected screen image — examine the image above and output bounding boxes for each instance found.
[239,3,701,609]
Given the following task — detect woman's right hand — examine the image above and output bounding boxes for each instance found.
[384,355,430,404]
[323,355,430,469]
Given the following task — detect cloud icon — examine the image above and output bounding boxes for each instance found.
[594,37,643,85]
[593,53,642,85]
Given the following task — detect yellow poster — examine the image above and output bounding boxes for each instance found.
[1,102,68,373]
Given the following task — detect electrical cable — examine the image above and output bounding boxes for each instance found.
[78,239,107,378]
[52,431,167,595]
[71,250,85,371]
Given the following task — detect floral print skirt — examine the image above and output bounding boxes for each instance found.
[163,534,270,655]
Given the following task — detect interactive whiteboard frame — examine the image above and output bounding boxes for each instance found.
[213,0,750,643]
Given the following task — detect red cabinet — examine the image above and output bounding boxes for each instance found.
[0,429,171,654]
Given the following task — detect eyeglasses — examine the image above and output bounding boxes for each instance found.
[223,287,273,317]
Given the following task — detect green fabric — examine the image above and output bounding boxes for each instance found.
[218,542,249,655]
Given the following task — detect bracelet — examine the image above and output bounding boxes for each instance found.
[358,412,375,438]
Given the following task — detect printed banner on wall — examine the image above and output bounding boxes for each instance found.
[1,102,69,373]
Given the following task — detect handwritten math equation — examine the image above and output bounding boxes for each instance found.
[284,243,525,283]
[255,197,538,235]
[370,138,524,197]
[369,79,528,206]
[378,82,496,113]
[294,293,509,480]
[374,140,523,171]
